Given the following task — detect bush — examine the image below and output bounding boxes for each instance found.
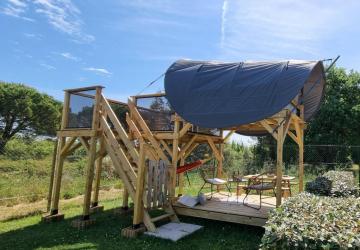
[3,138,54,160]
[305,176,332,196]
[261,193,360,249]
[306,170,358,197]
[323,170,358,197]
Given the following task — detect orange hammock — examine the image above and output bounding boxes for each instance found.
[176,158,212,174]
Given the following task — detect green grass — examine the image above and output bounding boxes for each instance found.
[0,197,264,250]
[0,155,120,206]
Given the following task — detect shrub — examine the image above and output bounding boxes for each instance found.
[3,138,54,160]
[305,176,332,196]
[306,170,358,197]
[323,170,358,197]
[261,193,360,249]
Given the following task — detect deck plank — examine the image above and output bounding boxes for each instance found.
[172,193,276,227]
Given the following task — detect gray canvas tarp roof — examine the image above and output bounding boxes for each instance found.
[164,59,325,129]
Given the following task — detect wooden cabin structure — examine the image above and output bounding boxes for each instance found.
[43,84,306,232]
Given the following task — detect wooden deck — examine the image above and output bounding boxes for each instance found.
[173,193,276,227]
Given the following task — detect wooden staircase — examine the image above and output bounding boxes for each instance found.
[100,95,178,232]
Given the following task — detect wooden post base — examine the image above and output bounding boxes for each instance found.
[71,218,96,229]
[41,213,64,223]
[121,225,146,238]
[90,205,104,214]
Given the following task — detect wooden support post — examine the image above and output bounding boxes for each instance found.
[299,134,304,192]
[133,142,146,226]
[47,139,58,212]
[178,157,185,196]
[49,138,66,215]
[217,130,224,178]
[171,116,180,198]
[122,188,129,209]
[298,105,305,192]
[91,136,105,210]
[276,118,284,207]
[81,87,102,221]
[48,91,70,217]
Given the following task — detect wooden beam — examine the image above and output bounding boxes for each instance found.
[223,130,235,142]
[91,136,105,206]
[260,120,278,140]
[160,139,172,157]
[287,130,299,144]
[57,129,97,137]
[102,95,139,164]
[282,112,292,138]
[170,117,180,198]
[50,90,70,214]
[82,86,102,219]
[128,99,170,164]
[179,123,192,138]
[122,188,129,209]
[185,143,199,158]
[126,113,143,141]
[179,135,197,158]
[47,139,58,212]
[133,142,146,225]
[60,137,77,156]
[64,85,104,93]
[63,141,82,156]
[207,137,222,162]
[276,119,284,207]
[178,157,185,196]
[79,137,90,153]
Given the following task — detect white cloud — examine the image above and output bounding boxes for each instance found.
[1,0,94,43]
[23,33,43,39]
[59,52,79,61]
[8,0,26,8]
[220,0,354,60]
[34,0,94,43]
[83,67,112,76]
[1,0,34,21]
[40,63,56,70]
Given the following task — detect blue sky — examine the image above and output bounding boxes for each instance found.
[1,0,360,103]
[2,0,360,145]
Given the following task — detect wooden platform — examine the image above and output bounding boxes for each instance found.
[172,193,276,227]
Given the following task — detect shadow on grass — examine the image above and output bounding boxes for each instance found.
[0,208,264,250]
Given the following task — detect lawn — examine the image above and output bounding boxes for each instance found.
[0,196,264,250]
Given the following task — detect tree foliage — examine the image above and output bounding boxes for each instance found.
[305,67,360,146]
[0,82,61,151]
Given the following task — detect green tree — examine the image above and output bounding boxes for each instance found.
[305,67,360,164]
[305,67,360,145]
[0,82,61,152]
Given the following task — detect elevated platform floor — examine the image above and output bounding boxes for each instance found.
[173,193,276,227]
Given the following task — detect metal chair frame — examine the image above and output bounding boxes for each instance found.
[242,172,276,210]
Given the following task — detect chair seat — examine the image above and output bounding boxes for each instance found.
[205,178,227,185]
[245,183,274,191]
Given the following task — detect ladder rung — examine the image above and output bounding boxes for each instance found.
[150,213,174,223]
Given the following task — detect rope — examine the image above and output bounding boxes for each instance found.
[136,72,165,96]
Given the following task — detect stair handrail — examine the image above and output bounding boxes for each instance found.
[100,95,139,165]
